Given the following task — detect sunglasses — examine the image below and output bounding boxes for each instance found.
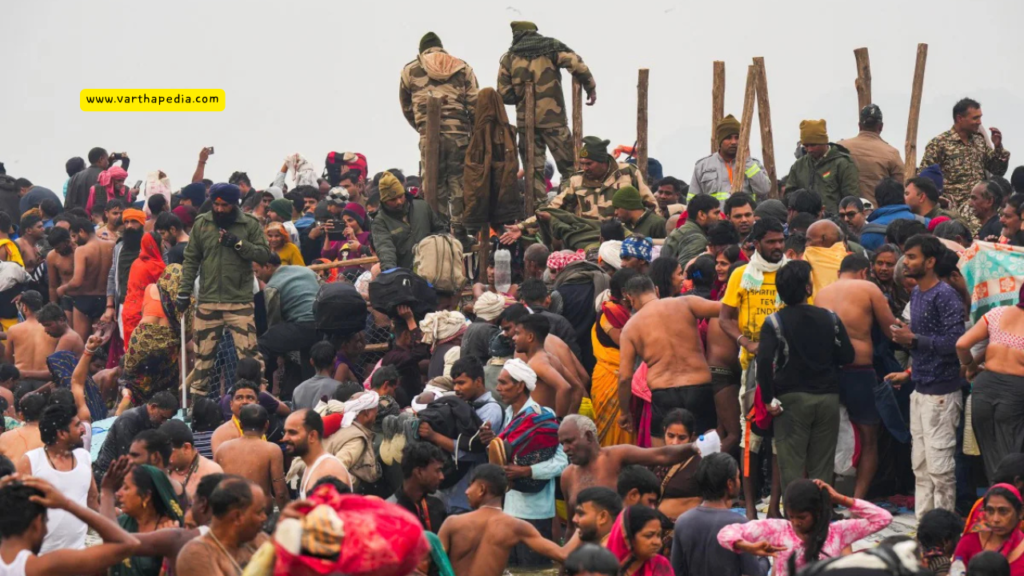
[839,211,860,220]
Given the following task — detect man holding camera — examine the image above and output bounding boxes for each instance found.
[65,147,130,210]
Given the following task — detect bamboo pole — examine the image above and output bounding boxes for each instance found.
[573,79,583,170]
[637,68,649,181]
[423,95,441,213]
[711,61,726,154]
[904,43,928,181]
[307,256,379,271]
[731,65,757,194]
[854,47,872,112]
[524,81,536,216]
[752,57,778,198]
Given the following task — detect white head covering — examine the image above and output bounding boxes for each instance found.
[599,241,622,270]
[265,186,284,201]
[474,292,505,322]
[341,390,380,428]
[420,311,468,345]
[502,358,537,391]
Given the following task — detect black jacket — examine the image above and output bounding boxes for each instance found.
[93,406,155,483]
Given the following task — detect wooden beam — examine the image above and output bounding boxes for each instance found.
[752,57,778,198]
[573,79,583,170]
[524,81,536,216]
[904,43,928,181]
[854,47,872,112]
[711,61,726,154]
[731,65,757,194]
[307,256,379,272]
[423,95,441,213]
[637,68,649,181]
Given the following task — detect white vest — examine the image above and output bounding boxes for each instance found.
[0,550,30,576]
[26,447,91,553]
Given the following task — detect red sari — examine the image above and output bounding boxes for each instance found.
[606,509,674,576]
[122,233,166,351]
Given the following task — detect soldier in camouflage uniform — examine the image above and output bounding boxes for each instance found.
[497,21,596,208]
[400,32,479,236]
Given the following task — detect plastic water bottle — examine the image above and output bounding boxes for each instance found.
[695,431,721,455]
[494,249,512,293]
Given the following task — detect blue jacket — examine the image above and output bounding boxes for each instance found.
[859,204,926,251]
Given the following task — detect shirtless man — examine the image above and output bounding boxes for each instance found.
[439,464,568,576]
[0,363,18,417]
[0,387,45,462]
[210,380,260,454]
[500,304,589,395]
[512,314,577,418]
[705,312,742,457]
[814,253,897,499]
[17,213,46,276]
[617,275,721,443]
[558,414,699,535]
[45,227,76,323]
[4,291,57,381]
[214,404,287,514]
[37,303,84,357]
[282,409,352,497]
[175,477,270,576]
[160,418,223,503]
[57,218,114,340]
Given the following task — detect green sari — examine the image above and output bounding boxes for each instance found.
[110,465,184,576]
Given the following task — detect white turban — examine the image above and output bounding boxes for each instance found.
[265,186,284,201]
[599,241,622,270]
[420,311,468,345]
[502,358,537,391]
[474,292,505,322]
[341,390,380,428]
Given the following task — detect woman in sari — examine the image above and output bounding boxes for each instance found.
[591,269,637,447]
[654,408,703,521]
[955,484,1024,576]
[607,505,673,576]
[122,232,166,352]
[266,221,305,266]
[870,244,908,318]
[121,264,191,407]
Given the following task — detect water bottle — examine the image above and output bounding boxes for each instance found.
[494,249,512,294]
[695,430,721,455]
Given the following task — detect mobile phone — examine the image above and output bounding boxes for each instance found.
[134,180,143,189]
[327,220,346,241]
[206,146,215,155]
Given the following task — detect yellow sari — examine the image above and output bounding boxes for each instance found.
[591,305,634,447]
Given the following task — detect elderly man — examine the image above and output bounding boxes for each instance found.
[785,120,859,214]
[619,236,653,274]
[921,97,1010,225]
[612,186,666,239]
[371,171,445,270]
[400,32,479,235]
[689,114,771,203]
[838,105,905,205]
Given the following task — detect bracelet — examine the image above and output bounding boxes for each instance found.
[736,334,745,346]
[84,347,97,356]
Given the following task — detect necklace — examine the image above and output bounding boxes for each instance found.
[207,531,244,576]
[44,445,74,470]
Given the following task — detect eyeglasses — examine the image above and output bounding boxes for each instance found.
[839,211,860,220]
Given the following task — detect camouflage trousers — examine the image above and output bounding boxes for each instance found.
[910,389,962,520]
[518,125,575,211]
[188,302,262,397]
[419,132,469,229]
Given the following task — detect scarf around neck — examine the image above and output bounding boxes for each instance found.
[740,250,788,291]
[509,31,572,58]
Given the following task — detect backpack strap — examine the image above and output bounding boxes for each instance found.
[766,313,788,371]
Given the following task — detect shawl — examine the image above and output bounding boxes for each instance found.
[122,233,167,350]
[113,465,184,576]
[741,250,789,292]
[606,508,674,576]
[495,403,559,493]
[601,300,632,330]
[47,350,107,421]
[963,483,1024,534]
[463,87,523,227]
[509,30,572,58]
[804,243,848,296]
[284,153,320,188]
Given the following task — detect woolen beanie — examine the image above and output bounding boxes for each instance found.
[611,186,644,211]
[799,119,829,145]
[419,32,442,53]
[716,114,741,145]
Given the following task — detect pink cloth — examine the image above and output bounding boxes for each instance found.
[606,510,674,576]
[547,250,585,273]
[954,529,1024,576]
[86,166,129,216]
[717,498,892,576]
[631,363,653,448]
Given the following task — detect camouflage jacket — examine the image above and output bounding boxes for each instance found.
[920,128,1010,198]
[521,162,655,227]
[496,47,595,130]
[399,47,479,135]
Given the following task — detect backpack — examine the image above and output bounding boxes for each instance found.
[368,267,438,320]
[313,282,367,337]
[413,234,465,294]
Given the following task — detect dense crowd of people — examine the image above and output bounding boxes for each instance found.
[3,20,1024,576]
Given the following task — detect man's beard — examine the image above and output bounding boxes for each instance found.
[578,524,599,543]
[212,207,240,228]
[381,202,405,217]
[285,439,309,457]
[122,228,144,250]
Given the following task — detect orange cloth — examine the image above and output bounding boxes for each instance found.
[122,233,167,351]
[142,284,166,319]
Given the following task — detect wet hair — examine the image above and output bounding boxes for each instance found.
[610,268,639,301]
[47,225,71,247]
[517,313,550,343]
[707,221,741,247]
[969,552,1010,576]
[311,475,352,495]
[916,508,963,550]
[133,429,173,465]
[617,465,660,501]
[15,389,46,422]
[48,388,75,408]
[19,290,43,313]
[750,217,784,242]
[650,257,682,299]
[907,177,940,203]
[517,279,548,305]
[401,441,446,479]
[0,454,14,480]
[0,483,46,538]
[154,211,182,232]
[148,391,178,412]
[69,217,95,235]
[724,193,756,215]
[788,189,823,216]
[499,303,531,326]
[623,274,656,297]
[39,404,76,445]
[238,404,268,433]
[195,473,227,503]
[785,232,807,257]
[576,486,623,518]
[235,358,261,382]
[985,486,1023,514]
[994,453,1024,486]
[36,303,66,324]
[777,260,813,307]
[471,463,509,496]
[953,97,981,121]
[885,219,928,248]
[88,147,108,164]
[147,194,168,214]
[299,409,324,439]
[310,341,336,371]
[130,465,177,520]
[600,219,626,242]
[660,408,695,437]
[686,255,716,288]
[687,194,719,220]
[875,177,906,207]
[565,543,621,576]
[839,196,865,212]
[370,365,401,390]
[159,419,194,448]
[697,452,740,501]
[840,254,871,274]
[784,479,833,562]
[333,381,364,402]
[450,356,484,382]
[39,199,61,219]
[191,397,224,433]
[625,505,662,541]
[209,477,254,517]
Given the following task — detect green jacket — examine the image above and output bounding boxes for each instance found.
[371,195,445,270]
[784,143,860,214]
[180,210,271,304]
[625,210,666,239]
[661,220,708,266]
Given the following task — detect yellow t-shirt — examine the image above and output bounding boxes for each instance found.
[721,264,780,369]
[276,242,306,267]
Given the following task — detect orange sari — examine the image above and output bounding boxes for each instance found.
[591,301,634,447]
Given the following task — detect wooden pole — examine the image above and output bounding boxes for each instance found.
[573,79,583,170]
[731,65,757,194]
[711,61,726,154]
[477,228,489,286]
[854,47,872,112]
[904,43,928,181]
[637,68,649,181]
[524,81,536,216]
[307,256,379,271]
[752,57,778,198]
[423,95,441,214]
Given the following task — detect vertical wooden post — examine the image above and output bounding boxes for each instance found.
[477,228,489,285]
[854,47,872,112]
[423,95,441,214]
[731,65,757,194]
[712,61,726,154]
[573,79,583,171]
[524,81,536,216]
[905,43,928,182]
[752,57,778,198]
[637,69,649,181]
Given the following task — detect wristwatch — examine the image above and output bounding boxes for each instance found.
[234,240,243,251]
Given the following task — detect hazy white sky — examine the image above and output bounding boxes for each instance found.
[4,0,1023,193]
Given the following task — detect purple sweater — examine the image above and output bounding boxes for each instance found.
[909,281,966,395]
